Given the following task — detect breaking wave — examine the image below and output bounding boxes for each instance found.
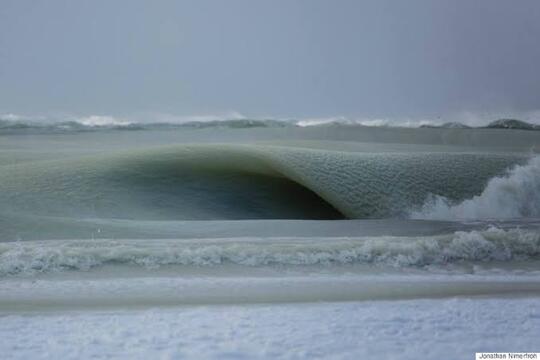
[1,227,539,276]
[412,156,540,220]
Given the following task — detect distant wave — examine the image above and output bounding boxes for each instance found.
[420,122,472,129]
[2,113,539,132]
[1,226,539,276]
[299,118,540,130]
[412,156,540,220]
[0,114,292,133]
[296,117,436,128]
[0,115,142,132]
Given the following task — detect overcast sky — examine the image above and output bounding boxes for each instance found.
[1,0,539,120]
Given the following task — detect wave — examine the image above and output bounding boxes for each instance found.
[1,227,539,276]
[420,122,472,129]
[296,117,439,128]
[486,119,540,130]
[2,113,540,132]
[299,118,540,130]
[0,118,142,132]
[0,116,432,131]
[0,115,291,133]
[0,145,524,230]
[412,156,540,220]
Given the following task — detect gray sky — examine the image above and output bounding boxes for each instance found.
[1,0,539,120]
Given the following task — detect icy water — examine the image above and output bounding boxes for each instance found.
[1,122,540,358]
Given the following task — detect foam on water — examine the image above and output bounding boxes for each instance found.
[1,226,539,276]
[412,156,540,220]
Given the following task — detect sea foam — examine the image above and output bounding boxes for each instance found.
[1,227,539,276]
[412,156,540,220]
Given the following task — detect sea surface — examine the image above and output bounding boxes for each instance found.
[1,120,540,358]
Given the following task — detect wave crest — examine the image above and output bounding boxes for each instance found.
[412,156,540,220]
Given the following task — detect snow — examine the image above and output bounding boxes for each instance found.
[1,297,540,360]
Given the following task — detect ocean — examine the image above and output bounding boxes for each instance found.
[1,119,540,359]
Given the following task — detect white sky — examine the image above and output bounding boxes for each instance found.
[1,0,539,120]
